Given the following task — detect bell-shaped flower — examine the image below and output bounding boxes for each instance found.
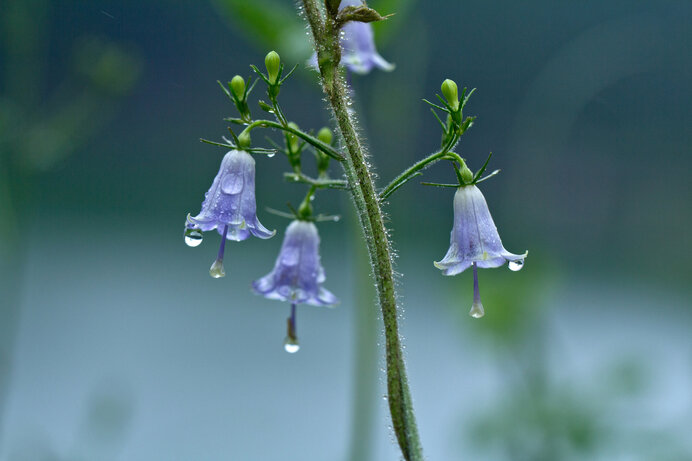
[435,184,527,317]
[253,220,337,306]
[308,0,394,75]
[184,149,274,277]
[252,220,338,352]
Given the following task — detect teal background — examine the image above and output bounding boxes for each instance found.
[0,1,690,460]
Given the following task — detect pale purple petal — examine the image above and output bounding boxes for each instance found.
[434,185,527,274]
[253,220,338,307]
[185,150,274,241]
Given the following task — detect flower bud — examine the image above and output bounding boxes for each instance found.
[287,122,300,153]
[265,51,281,84]
[441,79,459,111]
[237,129,251,149]
[317,127,333,145]
[230,75,245,100]
[460,163,474,184]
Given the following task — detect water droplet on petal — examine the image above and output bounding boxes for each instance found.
[508,259,524,271]
[209,259,225,278]
[469,302,485,318]
[284,337,300,353]
[280,247,300,266]
[221,173,244,194]
[184,228,203,247]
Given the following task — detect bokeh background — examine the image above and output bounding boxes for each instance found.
[1,1,691,460]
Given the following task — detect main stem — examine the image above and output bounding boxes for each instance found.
[299,2,424,460]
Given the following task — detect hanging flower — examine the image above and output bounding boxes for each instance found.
[252,219,338,352]
[184,149,275,277]
[435,184,527,318]
[308,0,394,75]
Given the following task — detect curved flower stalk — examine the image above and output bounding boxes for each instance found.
[435,184,527,317]
[184,149,275,277]
[253,219,338,352]
[308,0,393,74]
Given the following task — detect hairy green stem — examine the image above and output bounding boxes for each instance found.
[300,1,424,460]
[379,133,461,201]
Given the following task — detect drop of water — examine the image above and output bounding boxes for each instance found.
[508,259,524,271]
[266,152,276,158]
[209,259,225,278]
[284,337,300,353]
[469,302,485,319]
[221,173,244,194]
[184,228,203,247]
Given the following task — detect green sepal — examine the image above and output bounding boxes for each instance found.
[474,169,501,184]
[473,151,493,182]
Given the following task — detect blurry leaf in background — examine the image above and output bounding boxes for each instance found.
[210,0,416,63]
[467,386,604,461]
[72,37,142,96]
[211,0,310,62]
[14,36,142,172]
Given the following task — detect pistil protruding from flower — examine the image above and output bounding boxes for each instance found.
[209,225,229,278]
[284,303,300,353]
[469,263,485,318]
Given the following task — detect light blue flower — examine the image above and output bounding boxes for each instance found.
[253,220,337,307]
[184,150,274,277]
[253,219,338,352]
[435,185,527,317]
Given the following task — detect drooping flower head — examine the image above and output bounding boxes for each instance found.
[253,219,338,352]
[184,149,275,277]
[435,184,527,317]
[308,0,394,75]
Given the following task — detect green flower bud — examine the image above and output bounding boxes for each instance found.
[265,51,281,84]
[286,122,301,152]
[441,79,459,111]
[460,163,474,184]
[237,129,251,149]
[230,75,245,100]
[317,127,333,145]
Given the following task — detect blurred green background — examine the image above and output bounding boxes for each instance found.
[1,1,690,460]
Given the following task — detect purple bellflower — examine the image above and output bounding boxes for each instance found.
[184,149,274,277]
[308,0,394,75]
[252,219,338,352]
[435,184,527,318]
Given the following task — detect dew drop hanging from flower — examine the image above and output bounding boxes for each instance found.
[253,219,338,353]
[434,179,527,318]
[184,147,275,278]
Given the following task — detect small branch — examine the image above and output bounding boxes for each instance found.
[379,132,461,201]
[232,119,344,162]
[283,171,349,189]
